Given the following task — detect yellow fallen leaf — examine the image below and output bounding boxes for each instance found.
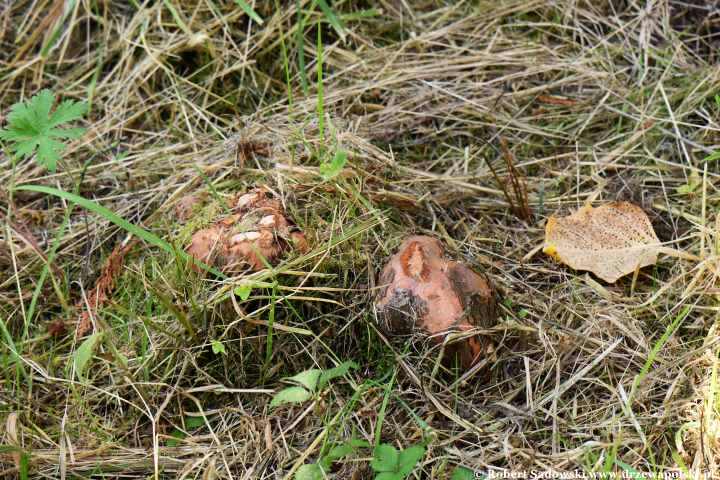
[543,202,660,283]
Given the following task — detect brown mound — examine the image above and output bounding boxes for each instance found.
[375,235,497,369]
[186,188,307,272]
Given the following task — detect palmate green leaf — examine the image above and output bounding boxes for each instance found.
[0,89,87,172]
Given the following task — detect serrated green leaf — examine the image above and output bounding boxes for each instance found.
[270,386,312,408]
[30,90,54,122]
[319,149,348,181]
[318,360,357,389]
[288,369,322,391]
[14,140,40,159]
[49,99,87,127]
[72,332,102,381]
[295,463,324,480]
[0,90,87,172]
[48,126,85,139]
[371,444,399,473]
[211,339,226,355]
[397,445,425,475]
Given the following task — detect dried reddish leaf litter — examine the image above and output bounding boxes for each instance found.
[174,191,207,221]
[375,236,497,369]
[543,201,660,283]
[186,188,307,272]
[76,242,133,336]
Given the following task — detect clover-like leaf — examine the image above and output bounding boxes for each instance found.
[235,283,253,300]
[397,445,425,476]
[211,340,226,355]
[371,444,399,473]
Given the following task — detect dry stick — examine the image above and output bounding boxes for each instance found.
[484,148,518,215]
[532,338,622,412]
[499,137,531,221]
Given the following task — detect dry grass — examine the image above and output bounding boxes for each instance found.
[1,0,720,478]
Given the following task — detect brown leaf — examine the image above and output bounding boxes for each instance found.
[77,242,132,336]
[47,319,67,337]
[543,202,660,283]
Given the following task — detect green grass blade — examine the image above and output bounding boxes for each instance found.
[296,0,308,96]
[40,0,78,57]
[18,185,174,252]
[14,185,222,277]
[0,314,28,379]
[162,0,192,35]
[234,0,264,25]
[316,0,345,40]
[316,26,324,149]
[630,305,691,401]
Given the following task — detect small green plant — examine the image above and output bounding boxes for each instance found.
[70,332,103,382]
[295,438,371,479]
[234,280,277,301]
[370,443,426,480]
[210,339,226,355]
[166,416,205,447]
[676,170,701,195]
[0,89,87,172]
[319,148,348,180]
[450,466,475,480]
[270,360,358,408]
